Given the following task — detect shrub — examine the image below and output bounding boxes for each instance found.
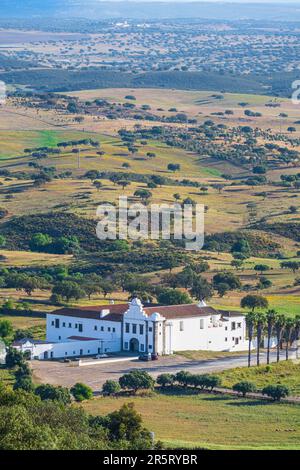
[102,380,121,396]
[188,374,210,389]
[70,382,93,402]
[156,374,174,388]
[5,348,25,369]
[119,370,155,394]
[105,403,152,447]
[175,371,192,387]
[262,385,290,401]
[233,381,257,397]
[205,375,222,391]
[13,376,34,393]
[35,384,71,405]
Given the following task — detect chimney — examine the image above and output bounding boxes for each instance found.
[100,309,110,318]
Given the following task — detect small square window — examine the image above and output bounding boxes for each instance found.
[148,345,152,350]
[148,327,152,332]
[62,322,66,327]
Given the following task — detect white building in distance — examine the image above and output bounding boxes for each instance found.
[12,298,248,360]
[0,339,6,364]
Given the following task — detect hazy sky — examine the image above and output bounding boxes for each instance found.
[95,1,300,2]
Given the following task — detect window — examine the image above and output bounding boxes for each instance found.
[51,321,54,326]
[225,337,228,342]
[69,323,72,328]
[80,349,83,355]
[101,326,104,332]
[225,326,228,331]
[231,322,236,331]
[75,324,78,329]
[124,342,129,350]
[113,328,116,333]
[55,319,60,329]
[180,321,184,332]
[78,324,83,333]
[132,324,137,334]
[108,327,111,332]
[139,324,144,335]
[94,325,97,331]
[62,322,66,327]
[148,327,152,332]
[237,323,242,328]
[125,323,130,333]
[58,336,61,340]
[141,344,145,351]
[200,319,204,329]
[148,345,152,350]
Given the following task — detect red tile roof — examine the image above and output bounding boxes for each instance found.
[50,305,128,322]
[67,336,99,341]
[144,304,218,319]
[50,302,243,322]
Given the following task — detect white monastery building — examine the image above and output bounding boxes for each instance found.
[13,298,249,360]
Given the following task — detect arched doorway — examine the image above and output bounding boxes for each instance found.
[130,338,139,352]
[23,350,32,360]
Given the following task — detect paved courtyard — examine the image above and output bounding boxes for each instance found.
[31,350,296,392]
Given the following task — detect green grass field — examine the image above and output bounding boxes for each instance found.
[216,360,300,396]
[1,88,300,324]
[83,391,300,449]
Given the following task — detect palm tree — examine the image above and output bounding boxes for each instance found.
[266,309,277,365]
[256,312,266,366]
[284,318,294,361]
[246,312,257,367]
[292,315,300,359]
[274,314,286,363]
